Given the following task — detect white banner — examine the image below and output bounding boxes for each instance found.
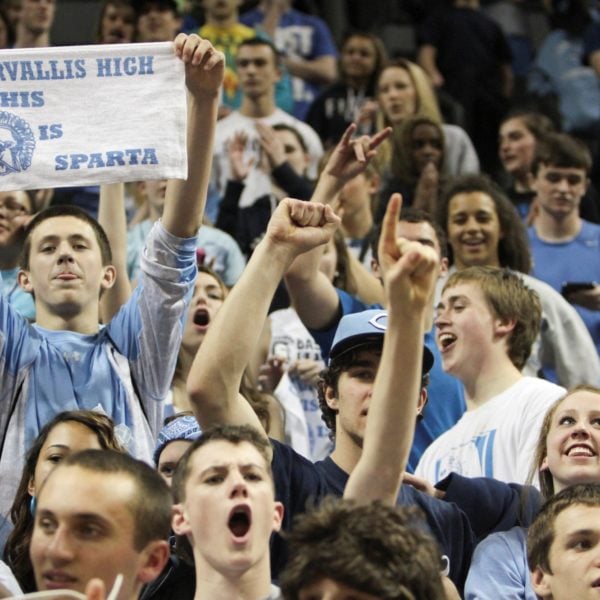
[0,41,187,191]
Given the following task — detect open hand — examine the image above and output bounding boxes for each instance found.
[227,131,253,181]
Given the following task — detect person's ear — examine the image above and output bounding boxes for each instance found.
[136,539,170,584]
[272,501,284,533]
[438,256,449,278]
[171,503,191,537]
[101,265,117,290]
[540,455,549,472]
[27,475,36,497]
[324,385,339,411]
[531,565,553,599]
[18,269,34,293]
[416,387,428,416]
[494,317,516,338]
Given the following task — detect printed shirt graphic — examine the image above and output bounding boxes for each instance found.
[269,308,333,461]
[0,42,186,190]
[415,377,565,486]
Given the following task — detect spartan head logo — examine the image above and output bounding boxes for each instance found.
[0,112,35,176]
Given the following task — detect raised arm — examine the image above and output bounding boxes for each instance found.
[345,250,385,306]
[161,34,224,238]
[417,44,444,88]
[284,124,391,329]
[187,199,340,444]
[98,183,132,322]
[344,194,438,505]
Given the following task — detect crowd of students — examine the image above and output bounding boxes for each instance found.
[1,0,600,599]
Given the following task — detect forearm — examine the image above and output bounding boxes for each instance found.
[187,237,294,425]
[417,44,441,82]
[347,252,385,306]
[282,173,342,327]
[98,183,132,321]
[215,180,244,238]
[282,54,337,85]
[272,162,314,200]
[345,308,424,504]
[311,171,343,206]
[284,252,340,329]
[163,92,220,238]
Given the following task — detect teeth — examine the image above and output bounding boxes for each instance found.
[568,446,594,457]
[47,574,73,582]
[439,333,456,348]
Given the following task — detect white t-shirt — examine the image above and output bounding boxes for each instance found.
[415,377,565,485]
[211,109,323,209]
[0,559,22,595]
[269,308,333,461]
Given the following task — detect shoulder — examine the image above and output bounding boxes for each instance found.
[513,377,565,407]
[580,220,600,238]
[216,112,249,135]
[441,124,472,145]
[238,9,261,24]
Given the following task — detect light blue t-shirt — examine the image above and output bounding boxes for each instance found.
[465,526,536,600]
[528,221,600,353]
[1,267,34,321]
[0,222,196,520]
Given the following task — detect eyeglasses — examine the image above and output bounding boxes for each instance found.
[0,198,29,216]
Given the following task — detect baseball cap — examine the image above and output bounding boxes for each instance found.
[329,309,434,374]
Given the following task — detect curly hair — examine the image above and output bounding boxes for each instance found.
[280,498,445,599]
[438,173,532,274]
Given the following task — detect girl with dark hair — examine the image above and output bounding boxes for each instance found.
[3,410,123,593]
[306,31,388,148]
[377,115,446,221]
